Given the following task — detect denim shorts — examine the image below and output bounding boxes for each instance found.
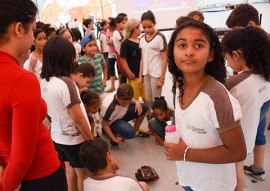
[255,100,270,145]
[148,118,167,139]
[54,142,85,168]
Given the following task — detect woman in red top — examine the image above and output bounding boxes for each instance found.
[0,1,67,191]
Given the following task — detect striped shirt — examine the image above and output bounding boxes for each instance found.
[78,54,106,94]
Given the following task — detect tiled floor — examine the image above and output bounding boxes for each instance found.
[103,72,270,191]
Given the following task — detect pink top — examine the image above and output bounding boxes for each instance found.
[106,30,116,53]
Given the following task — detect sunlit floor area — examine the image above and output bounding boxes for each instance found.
[102,75,270,191]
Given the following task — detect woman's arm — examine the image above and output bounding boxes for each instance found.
[165,125,247,163]
[69,104,94,140]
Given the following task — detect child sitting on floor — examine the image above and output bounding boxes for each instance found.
[148,96,174,146]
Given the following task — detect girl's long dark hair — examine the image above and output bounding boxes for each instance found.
[168,18,226,96]
[222,26,270,81]
[41,37,76,81]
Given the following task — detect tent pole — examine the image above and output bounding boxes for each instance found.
[100,0,105,19]
[35,0,40,20]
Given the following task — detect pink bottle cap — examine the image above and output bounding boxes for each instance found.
[165,125,176,133]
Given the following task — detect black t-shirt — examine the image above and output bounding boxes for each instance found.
[120,39,141,78]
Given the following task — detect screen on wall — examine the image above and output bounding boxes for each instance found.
[112,0,198,30]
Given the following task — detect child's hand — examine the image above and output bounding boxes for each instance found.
[137,78,142,88]
[164,139,187,161]
[101,79,107,87]
[112,160,120,173]
[156,80,164,88]
[134,101,143,116]
[127,72,135,80]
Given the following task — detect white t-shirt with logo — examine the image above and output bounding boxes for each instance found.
[41,76,90,145]
[175,76,242,191]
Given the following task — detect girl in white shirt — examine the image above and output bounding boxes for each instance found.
[24,28,47,82]
[164,18,246,191]
[139,10,167,118]
[222,26,270,191]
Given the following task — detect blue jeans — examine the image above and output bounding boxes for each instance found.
[110,103,148,139]
[182,186,193,191]
[255,100,270,145]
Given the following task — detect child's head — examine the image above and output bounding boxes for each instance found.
[57,28,73,43]
[80,35,97,56]
[115,16,126,31]
[107,17,116,31]
[152,97,168,121]
[81,90,101,114]
[70,28,82,42]
[167,18,226,94]
[125,19,141,39]
[100,20,108,31]
[176,16,195,27]
[187,10,204,22]
[79,139,110,173]
[41,37,76,81]
[117,13,128,22]
[141,10,156,35]
[83,18,94,30]
[42,24,56,40]
[31,28,47,52]
[116,84,134,106]
[221,26,270,80]
[72,62,96,89]
[226,4,260,29]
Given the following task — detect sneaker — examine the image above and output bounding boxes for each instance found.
[136,129,150,137]
[244,165,266,181]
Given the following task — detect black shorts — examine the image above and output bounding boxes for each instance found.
[54,142,85,168]
[20,165,67,191]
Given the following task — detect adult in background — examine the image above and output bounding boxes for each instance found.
[0,1,67,190]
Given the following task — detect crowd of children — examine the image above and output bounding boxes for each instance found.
[1,1,270,191]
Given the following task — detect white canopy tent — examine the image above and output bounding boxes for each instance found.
[35,0,113,25]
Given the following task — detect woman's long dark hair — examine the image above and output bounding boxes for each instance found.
[168,18,226,96]
[41,37,76,81]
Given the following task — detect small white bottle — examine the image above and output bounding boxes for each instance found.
[165,121,179,144]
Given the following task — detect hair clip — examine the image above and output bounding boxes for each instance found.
[154,96,165,100]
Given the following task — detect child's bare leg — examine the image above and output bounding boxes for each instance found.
[133,111,147,132]
[65,162,78,191]
[75,167,90,191]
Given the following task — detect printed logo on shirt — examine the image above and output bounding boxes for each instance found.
[258,86,266,93]
[186,123,207,134]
